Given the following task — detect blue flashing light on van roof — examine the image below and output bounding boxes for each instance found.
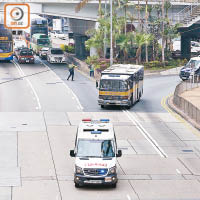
[91,131,102,134]
[100,119,110,123]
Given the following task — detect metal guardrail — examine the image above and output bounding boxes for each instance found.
[173,76,200,124]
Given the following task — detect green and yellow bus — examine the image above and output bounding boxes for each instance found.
[0,24,13,61]
[31,33,51,55]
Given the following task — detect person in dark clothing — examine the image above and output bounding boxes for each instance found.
[67,64,76,81]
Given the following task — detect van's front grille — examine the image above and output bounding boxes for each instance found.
[84,168,108,176]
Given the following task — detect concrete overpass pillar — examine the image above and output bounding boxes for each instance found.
[74,34,88,59]
[181,35,191,60]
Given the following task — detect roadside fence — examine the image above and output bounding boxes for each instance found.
[173,75,200,124]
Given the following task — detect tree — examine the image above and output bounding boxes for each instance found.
[117,33,132,63]
[162,0,165,63]
[145,0,149,63]
[134,32,152,64]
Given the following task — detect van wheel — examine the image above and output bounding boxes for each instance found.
[75,183,80,188]
[111,183,117,188]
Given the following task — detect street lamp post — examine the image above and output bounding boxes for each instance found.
[110,0,113,66]
[104,0,107,58]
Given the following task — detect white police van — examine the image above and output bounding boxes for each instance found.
[70,119,122,188]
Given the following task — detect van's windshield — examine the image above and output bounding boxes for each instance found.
[76,139,115,158]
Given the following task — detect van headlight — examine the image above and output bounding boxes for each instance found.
[108,166,116,175]
[75,166,84,175]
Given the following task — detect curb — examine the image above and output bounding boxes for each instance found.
[168,95,200,131]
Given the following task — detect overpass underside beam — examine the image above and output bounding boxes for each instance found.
[178,24,200,59]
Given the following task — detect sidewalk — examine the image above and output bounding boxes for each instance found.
[180,87,200,110]
[66,54,182,80]
[169,86,200,130]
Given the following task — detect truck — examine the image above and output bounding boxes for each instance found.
[70,118,122,188]
[97,64,144,108]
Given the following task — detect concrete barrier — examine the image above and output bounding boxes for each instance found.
[173,77,200,129]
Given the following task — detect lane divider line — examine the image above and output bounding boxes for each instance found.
[38,58,83,111]
[161,93,200,138]
[12,60,42,110]
[123,109,168,158]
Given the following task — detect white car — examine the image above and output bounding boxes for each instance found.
[39,47,49,59]
[55,31,66,40]
[191,41,200,54]
[14,39,27,49]
[47,48,66,63]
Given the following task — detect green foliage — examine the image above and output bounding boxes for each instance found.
[60,44,75,53]
[86,56,111,72]
[84,0,181,64]
[85,55,99,65]
[144,59,186,69]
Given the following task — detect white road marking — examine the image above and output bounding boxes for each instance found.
[123,110,168,158]
[176,169,181,174]
[38,58,84,110]
[126,194,132,200]
[12,60,42,110]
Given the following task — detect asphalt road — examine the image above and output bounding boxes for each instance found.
[0,58,200,200]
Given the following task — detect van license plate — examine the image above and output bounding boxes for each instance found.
[85,180,102,184]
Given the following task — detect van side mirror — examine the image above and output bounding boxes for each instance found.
[116,150,122,157]
[96,81,99,88]
[70,150,75,157]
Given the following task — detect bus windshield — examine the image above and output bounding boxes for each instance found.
[0,42,12,53]
[76,139,115,158]
[100,80,128,92]
[37,39,50,45]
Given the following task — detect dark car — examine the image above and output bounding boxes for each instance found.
[14,47,29,59]
[179,57,200,80]
[18,50,35,64]
[39,47,49,59]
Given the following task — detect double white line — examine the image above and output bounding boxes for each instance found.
[123,109,167,158]
[12,60,41,110]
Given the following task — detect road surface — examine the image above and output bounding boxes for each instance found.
[0,58,200,200]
